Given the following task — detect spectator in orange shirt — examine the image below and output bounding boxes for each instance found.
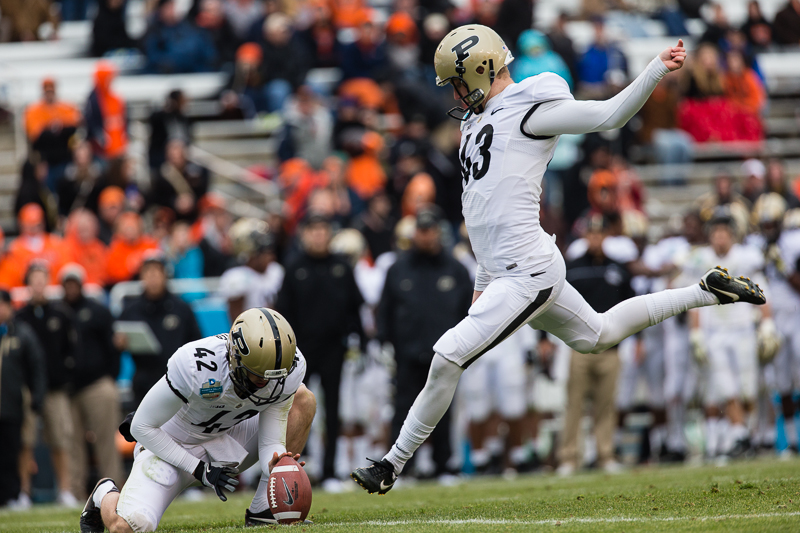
[62,209,108,286]
[724,49,766,116]
[24,78,82,189]
[0,204,66,287]
[85,61,128,160]
[105,212,159,285]
[346,131,386,200]
[96,186,125,245]
[329,0,366,29]
[279,158,327,234]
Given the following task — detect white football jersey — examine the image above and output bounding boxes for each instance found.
[161,334,306,445]
[219,263,285,310]
[459,73,572,278]
[682,244,765,330]
[763,229,800,313]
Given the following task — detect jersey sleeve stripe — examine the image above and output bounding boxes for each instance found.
[519,102,555,140]
[165,372,189,404]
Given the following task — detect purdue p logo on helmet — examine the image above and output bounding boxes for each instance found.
[227,308,297,405]
[434,25,514,120]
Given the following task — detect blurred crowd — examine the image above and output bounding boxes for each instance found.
[2,0,800,509]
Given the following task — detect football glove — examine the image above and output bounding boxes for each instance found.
[757,318,781,365]
[690,329,708,366]
[193,461,239,501]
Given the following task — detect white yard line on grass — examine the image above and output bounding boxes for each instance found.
[325,511,800,527]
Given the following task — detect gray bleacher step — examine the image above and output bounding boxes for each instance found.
[691,138,800,161]
[634,158,800,184]
[0,174,19,192]
[0,151,19,173]
[766,117,800,137]
[194,119,282,140]
[194,138,278,159]
[767,99,800,118]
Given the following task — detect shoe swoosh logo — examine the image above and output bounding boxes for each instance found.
[379,479,394,491]
[490,107,505,115]
[282,478,295,506]
[716,288,739,302]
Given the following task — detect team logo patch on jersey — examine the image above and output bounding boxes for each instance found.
[200,378,223,399]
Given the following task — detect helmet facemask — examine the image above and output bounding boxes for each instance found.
[227,335,296,406]
[438,58,497,121]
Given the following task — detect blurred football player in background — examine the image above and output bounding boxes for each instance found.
[683,209,776,460]
[751,195,800,454]
[219,218,283,320]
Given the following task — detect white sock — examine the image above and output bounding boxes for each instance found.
[249,477,270,513]
[352,436,371,472]
[385,410,436,474]
[649,425,665,457]
[509,446,528,466]
[470,448,490,468]
[335,436,350,479]
[666,402,686,451]
[93,480,118,509]
[597,286,716,351]
[486,436,503,456]
[645,285,718,324]
[383,355,463,474]
[706,417,720,457]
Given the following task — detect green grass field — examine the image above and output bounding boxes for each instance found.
[2,457,800,532]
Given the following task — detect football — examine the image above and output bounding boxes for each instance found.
[268,456,312,524]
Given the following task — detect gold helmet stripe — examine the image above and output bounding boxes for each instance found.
[258,308,283,371]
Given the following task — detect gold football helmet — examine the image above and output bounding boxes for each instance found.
[752,192,787,243]
[434,24,514,120]
[229,218,274,260]
[227,308,297,405]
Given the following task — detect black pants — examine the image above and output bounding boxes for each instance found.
[392,358,452,476]
[0,420,22,505]
[305,349,344,480]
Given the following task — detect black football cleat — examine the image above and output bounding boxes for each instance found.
[700,266,766,305]
[80,478,118,533]
[245,508,313,526]
[351,458,397,495]
[245,508,278,527]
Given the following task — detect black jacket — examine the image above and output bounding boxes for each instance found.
[92,0,137,57]
[119,290,202,404]
[377,249,472,364]
[16,301,78,391]
[0,320,47,422]
[66,295,121,391]
[277,252,364,360]
[147,109,192,169]
[565,251,635,313]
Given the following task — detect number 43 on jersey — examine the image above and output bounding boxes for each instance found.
[460,124,494,185]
